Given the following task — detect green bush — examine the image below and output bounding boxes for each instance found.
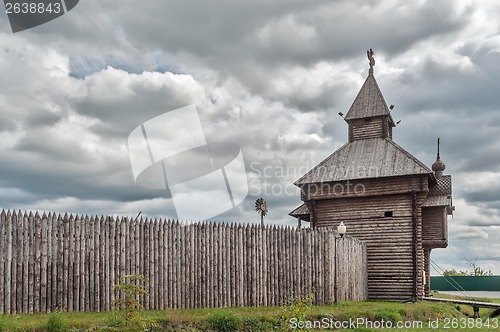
[241,316,279,332]
[373,309,402,324]
[280,293,315,331]
[207,311,241,332]
[47,313,69,332]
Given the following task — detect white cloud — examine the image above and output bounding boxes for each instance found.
[1,0,500,273]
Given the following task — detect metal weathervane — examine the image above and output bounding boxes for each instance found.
[255,198,267,227]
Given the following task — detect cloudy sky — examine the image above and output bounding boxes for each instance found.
[1,0,500,275]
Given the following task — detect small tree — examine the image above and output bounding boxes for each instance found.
[110,274,155,331]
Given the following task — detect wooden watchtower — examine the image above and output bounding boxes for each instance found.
[290,50,454,300]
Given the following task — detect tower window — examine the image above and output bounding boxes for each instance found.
[364,117,372,122]
[384,211,393,218]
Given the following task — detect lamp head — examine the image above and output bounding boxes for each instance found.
[337,222,346,238]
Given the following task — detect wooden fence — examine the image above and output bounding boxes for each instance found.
[0,210,367,314]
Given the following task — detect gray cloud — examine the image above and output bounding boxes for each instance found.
[1,0,500,273]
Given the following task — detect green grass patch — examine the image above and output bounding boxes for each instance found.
[0,294,499,331]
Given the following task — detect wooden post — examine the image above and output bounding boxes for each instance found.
[40,212,48,312]
[0,211,5,314]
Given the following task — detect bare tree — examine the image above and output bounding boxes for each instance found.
[464,257,493,276]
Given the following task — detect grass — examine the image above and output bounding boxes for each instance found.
[0,293,499,331]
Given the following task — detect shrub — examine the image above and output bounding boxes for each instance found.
[47,313,69,332]
[241,316,279,332]
[373,309,402,324]
[280,293,315,332]
[207,311,241,332]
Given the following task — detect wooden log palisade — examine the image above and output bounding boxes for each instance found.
[0,209,368,314]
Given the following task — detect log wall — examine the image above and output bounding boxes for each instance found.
[422,207,447,247]
[0,210,368,314]
[313,192,425,300]
[348,117,392,141]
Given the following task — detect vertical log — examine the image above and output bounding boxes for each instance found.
[297,230,302,300]
[88,215,95,312]
[213,223,219,308]
[50,213,58,312]
[0,211,5,314]
[220,223,225,307]
[15,211,23,313]
[191,223,196,309]
[161,219,168,309]
[40,212,48,312]
[61,214,70,311]
[20,212,28,313]
[182,222,188,309]
[199,222,205,308]
[99,216,105,311]
[229,224,235,307]
[134,217,140,279]
[267,226,273,306]
[275,226,281,305]
[45,213,52,313]
[176,220,183,309]
[242,225,247,306]
[192,223,197,309]
[157,219,164,310]
[237,225,243,307]
[80,215,87,312]
[33,211,42,312]
[108,216,115,308]
[153,219,159,310]
[114,216,121,304]
[125,217,131,277]
[120,217,126,283]
[92,216,99,312]
[166,220,172,309]
[185,222,191,309]
[261,225,267,306]
[68,215,76,312]
[148,218,155,309]
[73,215,80,312]
[56,214,64,311]
[143,218,150,310]
[10,211,18,314]
[205,222,211,308]
[4,211,12,314]
[227,223,231,308]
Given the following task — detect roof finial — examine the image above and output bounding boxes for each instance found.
[437,137,440,160]
[432,137,445,178]
[367,48,375,74]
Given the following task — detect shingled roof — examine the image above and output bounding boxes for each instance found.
[289,204,310,220]
[294,137,433,185]
[423,175,453,208]
[344,72,395,125]
[428,175,452,196]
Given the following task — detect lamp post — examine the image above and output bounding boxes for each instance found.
[334,222,346,304]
